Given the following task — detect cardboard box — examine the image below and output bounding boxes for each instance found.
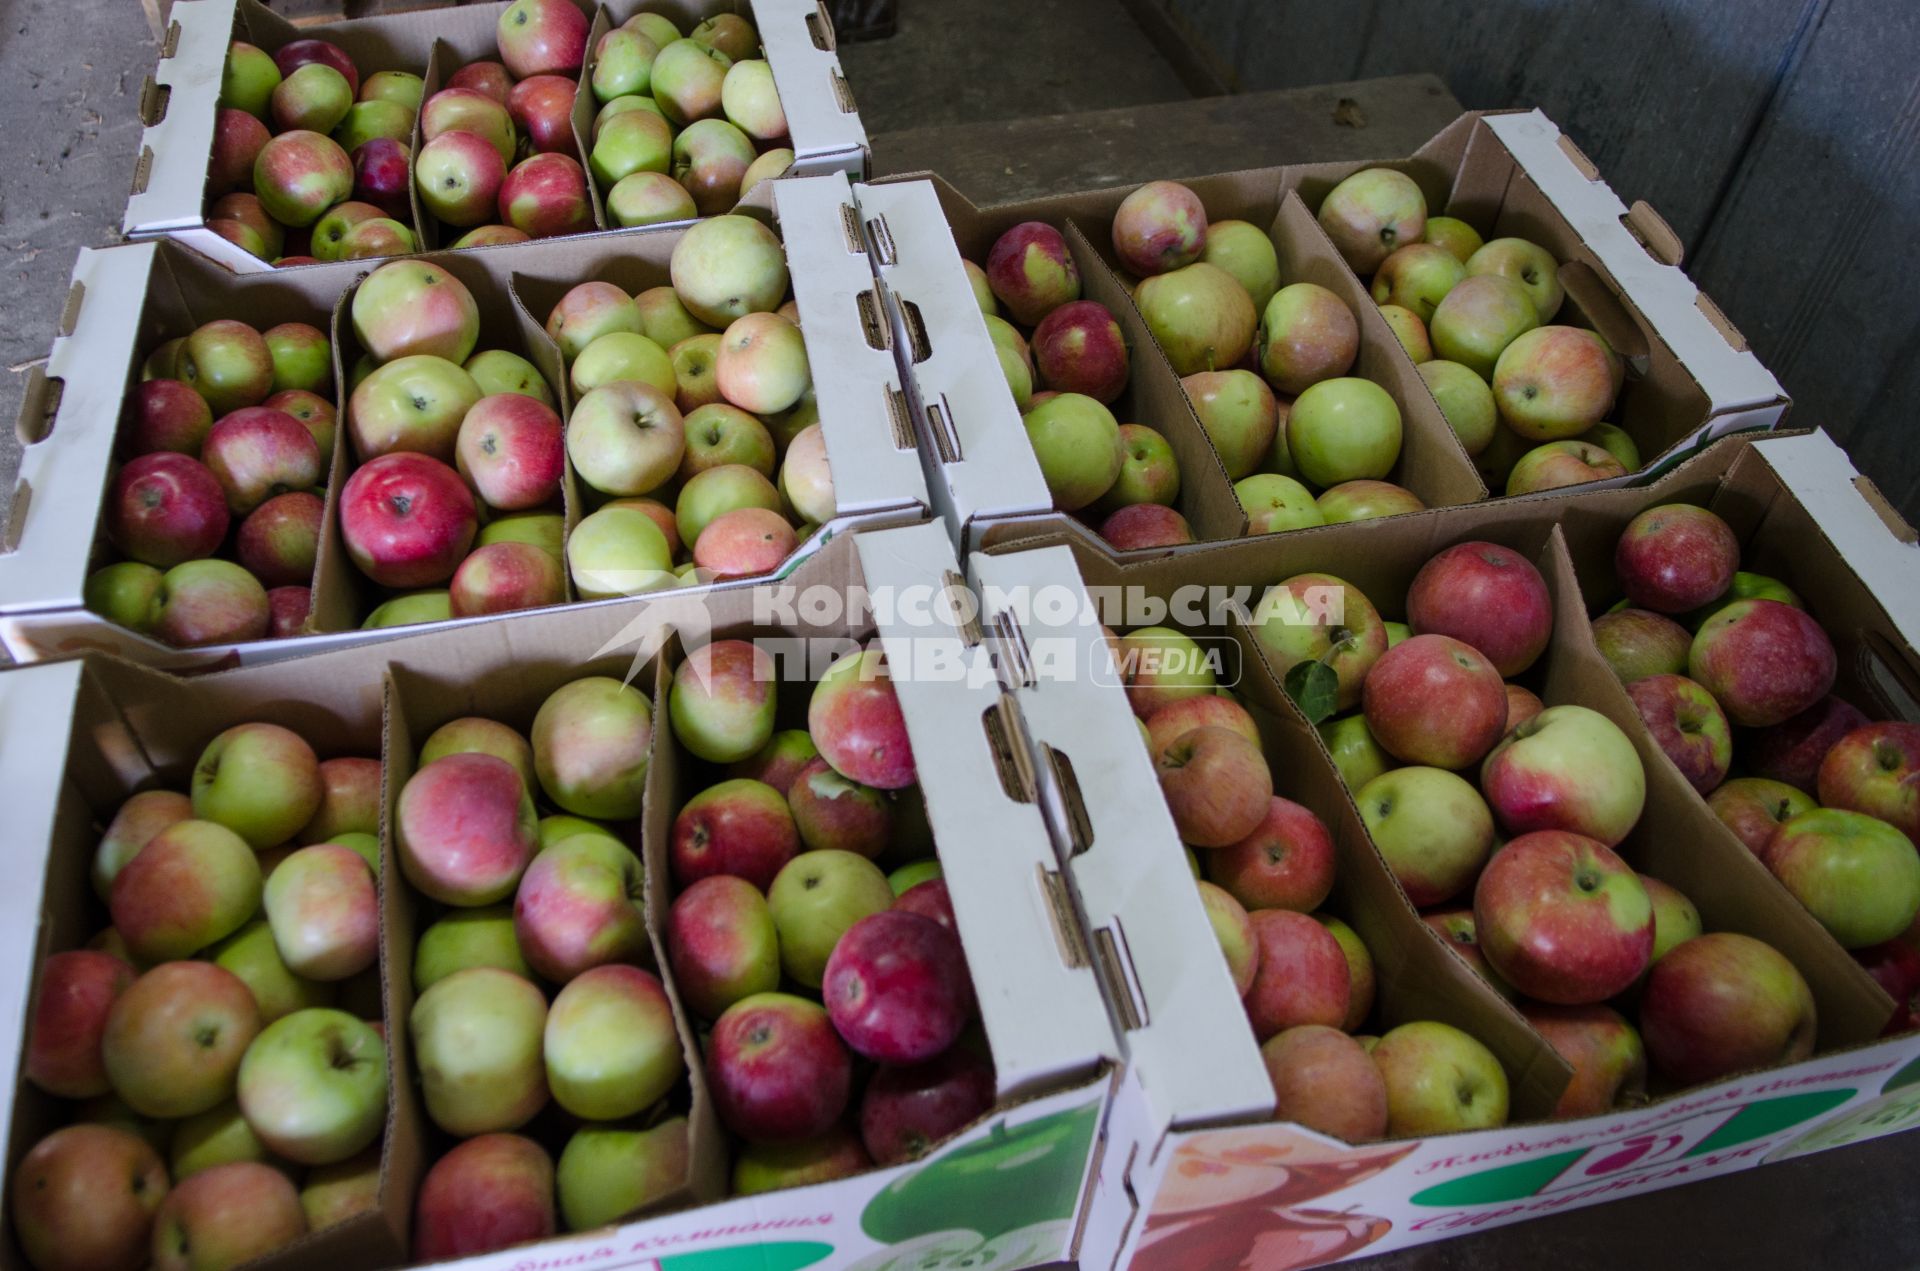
[856,172,1483,558]
[987,430,1919,1269]
[0,522,1134,1271]
[125,0,867,272]
[3,172,931,669]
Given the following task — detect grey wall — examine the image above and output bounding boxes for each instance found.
[1158,0,1920,518]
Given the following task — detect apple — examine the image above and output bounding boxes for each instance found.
[1198,217,1280,310]
[1467,237,1564,321]
[691,12,757,59]
[714,311,810,415]
[103,962,260,1118]
[1118,625,1218,718]
[352,258,480,364]
[1362,634,1509,769]
[153,560,270,647]
[555,1119,689,1231]
[200,406,321,516]
[593,27,659,101]
[448,60,513,104]
[271,62,352,136]
[809,643,918,789]
[567,379,687,497]
[234,1008,385,1165]
[340,452,478,588]
[1378,303,1432,362]
[1527,1004,1647,1118]
[396,753,537,906]
[1639,932,1816,1085]
[778,421,834,525]
[860,1047,995,1167]
[1197,881,1257,994]
[497,0,590,76]
[1022,391,1124,510]
[1421,908,1512,997]
[514,835,648,982]
[984,220,1080,325]
[1261,1025,1388,1142]
[192,723,321,852]
[252,129,353,227]
[25,949,134,1099]
[1474,831,1653,1003]
[362,69,425,108]
[478,513,564,564]
[274,38,358,94]
[671,779,799,894]
[1111,179,1207,276]
[1491,325,1617,440]
[451,540,566,616]
[1319,714,1394,790]
[348,354,482,462]
[1506,439,1627,494]
[768,849,895,989]
[672,117,755,214]
[332,99,413,155]
[11,1124,169,1271]
[1317,168,1426,274]
[93,789,193,901]
[105,452,230,567]
[1615,503,1740,613]
[532,676,654,819]
[1137,262,1258,376]
[1100,503,1195,549]
[223,45,283,122]
[1628,674,1732,794]
[1208,796,1335,912]
[500,152,592,238]
[1415,358,1498,456]
[1254,284,1359,402]
[546,281,644,361]
[411,967,549,1135]
[150,1162,306,1271]
[1314,478,1424,525]
[1249,572,1388,711]
[1690,599,1838,727]
[414,130,508,226]
[503,74,578,158]
[542,964,683,1121]
[180,319,274,414]
[261,843,377,983]
[207,194,281,260]
[1357,766,1495,906]
[1591,607,1692,684]
[1374,1020,1509,1135]
[632,286,713,350]
[1635,873,1702,965]
[1245,909,1350,1039]
[84,562,165,633]
[668,875,781,1021]
[1687,570,1804,627]
[572,330,675,398]
[1287,377,1402,487]
[1481,705,1646,846]
[708,993,851,1143]
[786,755,894,859]
[126,378,215,457]
[670,213,789,328]
[1372,242,1466,323]
[1764,808,1920,948]
[1818,723,1920,840]
[420,717,534,795]
[1406,540,1552,676]
[412,1133,555,1261]
[263,388,335,461]
[210,919,335,1024]
[666,332,725,414]
[566,505,675,599]
[1708,776,1816,857]
[453,393,563,513]
[1029,300,1128,404]
[824,910,970,1064]
[1142,693,1258,759]
[466,349,555,406]
[652,37,732,125]
[1746,695,1869,794]
[1179,369,1272,480]
[599,169,692,228]
[210,107,271,197]
[1429,274,1540,380]
[362,591,451,628]
[728,730,820,797]
[667,638,776,764]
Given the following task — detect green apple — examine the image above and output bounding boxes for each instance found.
[84,562,166,633]
[568,505,676,600]
[361,590,452,629]
[1467,237,1564,321]
[331,98,412,153]
[211,921,336,1024]
[1506,439,1627,495]
[170,1100,270,1180]
[556,1118,690,1231]
[1200,219,1281,311]
[767,849,894,988]
[1372,243,1466,323]
[676,463,783,551]
[236,1008,387,1165]
[532,677,654,821]
[415,904,533,992]
[1379,304,1431,362]
[544,964,684,1120]
[1023,393,1123,511]
[1183,369,1277,479]
[1430,275,1539,380]
[360,70,424,110]
[1581,422,1641,472]
[1236,473,1323,535]
[1287,377,1403,487]
[465,349,555,406]
[573,331,676,399]
[419,718,534,791]
[1117,625,1217,718]
[634,285,716,349]
[985,314,1034,408]
[1249,572,1388,712]
[478,512,565,560]
[192,722,324,849]
[540,814,625,852]
[1417,359,1498,455]
[1423,216,1484,264]
[301,1147,381,1230]
[1372,1020,1509,1134]
[1316,479,1425,524]
[324,832,379,875]
[888,860,944,895]
[1135,262,1258,375]
[591,108,674,188]
[1318,714,1394,789]
[609,171,700,227]
[1384,620,1412,647]
[733,1125,870,1195]
[221,41,281,119]
[410,966,549,1136]
[669,214,789,328]
[1357,766,1495,907]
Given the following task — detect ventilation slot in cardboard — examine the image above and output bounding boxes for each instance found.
[1694,292,1752,352]
[856,290,890,352]
[131,146,154,196]
[3,479,30,553]
[1853,476,1918,544]
[884,385,917,450]
[1622,201,1684,267]
[160,18,180,58]
[1040,865,1090,970]
[1043,745,1095,858]
[1860,633,1920,723]
[990,610,1036,688]
[926,396,962,464]
[16,370,61,446]
[1091,923,1146,1032]
[981,697,1037,803]
[805,3,836,51]
[1556,132,1600,180]
[942,569,985,647]
[139,78,170,127]
[897,298,932,365]
[832,69,859,115]
[58,279,85,338]
[837,202,864,255]
[863,214,897,266]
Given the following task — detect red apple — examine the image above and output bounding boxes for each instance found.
[25,950,135,1099]
[509,74,580,155]
[1111,180,1207,276]
[1749,695,1870,793]
[301,756,382,844]
[448,60,513,105]
[500,152,592,239]
[236,490,324,587]
[1526,1004,1647,1117]
[1707,777,1815,856]
[1818,722,1920,842]
[1591,608,1692,685]
[1480,705,1647,846]
[707,993,852,1143]
[1157,726,1273,848]
[860,1046,996,1167]
[668,875,780,1021]
[10,1125,169,1271]
[210,108,271,197]
[1639,932,1816,1085]
[103,962,261,1119]
[1627,673,1732,794]
[1405,541,1552,677]
[351,137,412,220]
[823,911,971,1064]
[267,586,311,638]
[339,452,478,588]
[1362,634,1508,769]
[693,506,799,579]
[1032,300,1129,403]
[1245,909,1350,1040]
[396,753,538,905]
[1261,1024,1388,1142]
[274,38,359,95]
[808,644,917,790]
[1689,599,1837,727]
[154,560,271,648]
[670,778,800,892]
[984,221,1080,325]
[253,129,355,228]
[412,1134,555,1262]
[450,540,566,617]
[125,378,215,457]
[1143,694,1260,762]
[1423,908,1514,997]
[497,0,591,79]
[513,836,647,983]
[788,756,893,858]
[1207,797,1335,912]
[1100,502,1195,549]
[105,452,230,567]
[1475,831,1653,1004]
[201,407,322,514]
[1615,503,1740,614]
[456,393,565,511]
[263,389,335,462]
[1505,684,1544,731]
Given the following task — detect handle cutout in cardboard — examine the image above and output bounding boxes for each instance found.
[1622,200,1684,267]
[3,479,30,553]
[896,296,933,365]
[1092,921,1147,1033]
[982,696,1039,804]
[856,288,892,352]
[1042,744,1096,859]
[139,78,170,128]
[15,369,58,447]
[864,213,898,267]
[1040,863,1093,971]
[925,393,963,464]
[805,3,835,51]
[1556,132,1601,181]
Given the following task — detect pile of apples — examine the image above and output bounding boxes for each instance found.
[663,639,995,1188]
[1247,540,1820,1111]
[12,726,387,1271]
[1590,504,1920,1028]
[1111,624,1510,1140]
[87,317,337,646]
[213,38,423,263]
[583,8,794,224]
[1315,167,1641,496]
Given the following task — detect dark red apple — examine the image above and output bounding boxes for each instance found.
[822,911,971,1065]
[1689,599,1837,727]
[266,585,311,639]
[859,1045,995,1166]
[1406,541,1553,676]
[1101,503,1196,550]
[707,993,852,1144]
[1207,797,1335,913]
[274,39,360,97]
[1627,673,1732,795]
[1614,503,1740,614]
[105,452,230,567]
[1361,634,1508,769]
[508,74,581,156]
[1475,831,1653,1005]
[352,137,413,221]
[1244,909,1350,1040]
[125,379,214,457]
[236,490,324,587]
[669,779,800,892]
[1032,300,1130,403]
[338,451,478,589]
[1747,696,1870,793]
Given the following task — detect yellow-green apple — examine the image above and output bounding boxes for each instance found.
[1091,421,1184,514]
[691,12,757,59]
[301,1147,380,1230]
[93,789,193,901]
[1417,358,1497,454]
[1250,572,1387,711]
[1372,242,1466,323]
[1641,874,1703,963]
[1100,503,1194,549]
[716,311,810,413]
[593,28,659,101]
[651,37,731,124]
[959,258,997,315]
[1357,767,1495,906]
[1208,796,1334,912]
[729,730,820,796]
[420,717,534,794]
[333,98,412,153]
[264,389,336,461]
[708,992,851,1142]
[1378,303,1431,362]
[1111,180,1207,276]
[610,170,698,226]
[1764,808,1920,948]
[1315,913,1373,1028]
[309,199,383,261]
[211,106,271,195]
[498,0,589,75]
[259,321,330,395]
[556,1119,689,1230]
[1614,503,1740,613]
[1690,599,1837,727]
[422,86,515,163]
[201,407,322,515]
[1708,776,1815,856]
[1318,168,1426,274]
[1319,714,1393,789]
[415,129,507,226]
[253,129,353,227]
[25,950,134,1099]
[634,285,714,347]
[110,818,261,964]
[361,590,452,628]
[351,136,412,219]
[669,875,780,1019]
[671,779,799,895]
[1482,704,1646,844]
[1582,422,1641,471]
[779,421,834,524]
[1627,674,1732,794]
[235,1008,385,1164]
[103,962,260,1118]
[543,964,683,1119]
[149,1161,304,1271]
[505,73,580,157]
[348,354,482,462]
[1200,217,1280,310]
[353,259,481,367]
[105,452,230,567]
[1021,391,1124,511]
[179,319,272,413]
[171,1099,268,1179]
[1429,274,1539,380]
[572,331,675,397]
[1406,540,1552,677]
[788,755,894,858]
[455,393,564,511]
[1423,908,1513,996]
[891,861,944,895]
[1197,881,1257,994]
[127,378,215,456]
[80,563,160,633]
[672,118,755,214]
[1639,932,1815,1084]
[154,559,271,648]
[1363,634,1508,768]
[1372,1020,1507,1134]
[1423,215,1483,263]
[567,504,675,598]
[411,967,549,1135]
[1288,377,1402,486]
[412,1133,555,1261]
[1506,438,1626,494]
[1687,570,1804,626]
[234,492,321,590]
[324,832,378,875]
[274,38,357,93]
[859,1046,995,1167]
[768,850,893,988]
[1143,694,1259,761]
[809,643,918,789]
[262,844,377,981]
[1526,1004,1646,1117]
[669,638,777,762]
[1467,237,1564,321]
[546,280,643,361]
[1158,727,1273,848]
[467,348,555,404]
[479,510,565,558]
[340,452,478,588]
[1818,722,1920,840]
[1317,478,1424,524]
[451,540,566,616]
[1245,909,1349,1039]
[1138,261,1257,376]
[670,331,726,412]
[1492,325,1617,440]
[824,910,969,1063]
[212,921,335,1023]
[568,380,686,496]
[1474,831,1653,1003]
[207,192,282,259]
[531,676,654,819]
[769,388,819,450]
[1033,300,1129,403]
[415,905,531,992]
[397,753,536,905]
[1261,1025,1388,1142]
[514,835,647,981]
[1746,695,1867,792]
[984,221,1080,325]
[501,152,591,237]
[1183,368,1274,478]
[1117,625,1217,718]
[1591,608,1691,684]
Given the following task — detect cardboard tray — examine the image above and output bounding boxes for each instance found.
[0,522,1137,1271]
[126,0,867,273]
[2,172,931,670]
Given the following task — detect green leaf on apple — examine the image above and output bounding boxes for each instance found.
[1286,660,1340,724]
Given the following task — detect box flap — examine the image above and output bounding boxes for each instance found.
[123,0,228,240]
[753,0,869,172]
